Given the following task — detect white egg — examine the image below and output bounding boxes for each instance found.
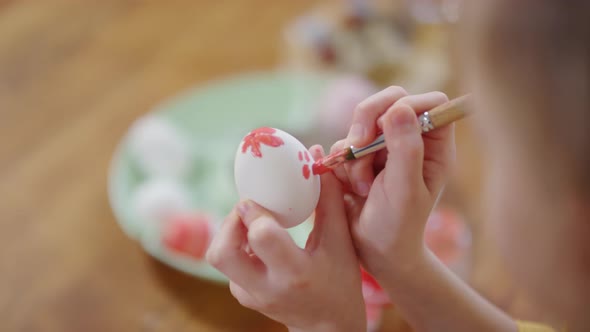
[127,115,192,177]
[132,178,192,227]
[234,127,321,228]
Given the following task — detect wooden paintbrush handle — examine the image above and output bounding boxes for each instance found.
[351,94,472,161]
[419,94,471,132]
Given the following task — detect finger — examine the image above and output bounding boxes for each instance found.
[229,281,259,309]
[382,104,425,197]
[346,86,408,196]
[344,152,374,197]
[377,91,449,140]
[422,123,455,195]
[306,145,325,251]
[309,144,324,161]
[328,140,353,191]
[377,92,454,195]
[312,164,354,253]
[237,201,308,275]
[206,209,265,288]
[348,86,408,147]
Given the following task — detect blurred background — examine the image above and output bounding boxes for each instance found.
[0,1,542,331]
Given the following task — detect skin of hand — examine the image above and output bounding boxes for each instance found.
[206,146,366,332]
[332,87,517,332]
[332,87,456,277]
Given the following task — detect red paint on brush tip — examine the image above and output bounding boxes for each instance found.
[312,161,331,175]
[312,149,349,175]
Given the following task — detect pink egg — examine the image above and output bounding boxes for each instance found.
[162,212,215,260]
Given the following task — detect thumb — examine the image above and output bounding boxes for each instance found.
[237,200,307,275]
[382,104,425,196]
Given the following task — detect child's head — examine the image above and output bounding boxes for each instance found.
[459,0,589,321]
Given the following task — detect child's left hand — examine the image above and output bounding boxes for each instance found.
[206,146,366,332]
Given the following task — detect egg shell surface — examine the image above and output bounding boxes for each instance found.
[132,178,192,227]
[127,115,192,177]
[234,127,320,228]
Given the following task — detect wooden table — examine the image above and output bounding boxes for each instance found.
[0,1,529,331]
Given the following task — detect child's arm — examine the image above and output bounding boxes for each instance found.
[379,247,516,332]
[206,146,366,332]
[336,88,516,332]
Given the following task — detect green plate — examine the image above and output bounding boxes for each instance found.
[108,71,333,283]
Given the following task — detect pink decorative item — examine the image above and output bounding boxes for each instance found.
[162,213,215,260]
[424,207,471,267]
[317,76,378,140]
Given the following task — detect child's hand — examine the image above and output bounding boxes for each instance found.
[206,146,366,332]
[332,87,456,278]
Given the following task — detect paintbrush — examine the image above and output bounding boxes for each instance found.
[312,94,472,175]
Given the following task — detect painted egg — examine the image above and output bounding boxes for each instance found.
[162,212,216,260]
[234,127,321,228]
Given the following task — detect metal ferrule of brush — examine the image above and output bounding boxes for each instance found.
[350,113,436,159]
[350,134,385,159]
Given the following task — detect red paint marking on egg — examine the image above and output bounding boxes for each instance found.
[304,151,310,162]
[241,127,284,158]
[298,151,303,161]
[302,164,311,179]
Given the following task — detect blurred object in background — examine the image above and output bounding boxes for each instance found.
[282,0,451,92]
[162,212,216,260]
[425,206,472,277]
[314,74,378,144]
[127,115,193,178]
[406,0,462,24]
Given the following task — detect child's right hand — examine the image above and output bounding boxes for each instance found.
[331,87,456,279]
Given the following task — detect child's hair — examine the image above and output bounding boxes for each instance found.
[460,0,589,195]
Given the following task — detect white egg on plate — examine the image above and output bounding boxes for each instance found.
[127,115,192,178]
[132,178,192,227]
[234,127,321,228]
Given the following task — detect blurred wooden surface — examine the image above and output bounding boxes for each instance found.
[0,1,530,332]
[0,1,318,331]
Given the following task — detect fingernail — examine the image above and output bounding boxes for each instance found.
[356,181,370,197]
[348,124,366,145]
[392,106,418,132]
[237,200,261,227]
